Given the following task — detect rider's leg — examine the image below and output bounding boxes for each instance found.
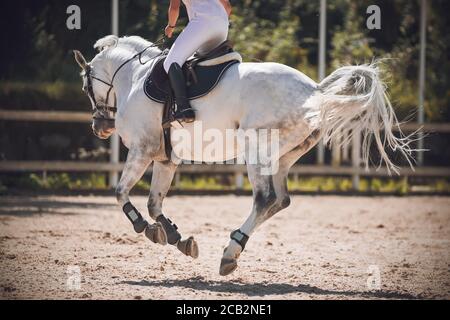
[167,63,195,123]
[163,17,228,73]
[163,18,228,124]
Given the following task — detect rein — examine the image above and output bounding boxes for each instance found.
[86,36,167,122]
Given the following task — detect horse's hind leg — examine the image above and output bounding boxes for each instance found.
[115,147,167,245]
[219,130,321,276]
[219,162,291,276]
[147,160,199,259]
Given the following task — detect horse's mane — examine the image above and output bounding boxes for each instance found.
[93,35,161,56]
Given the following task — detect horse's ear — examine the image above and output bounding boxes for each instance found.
[73,50,88,70]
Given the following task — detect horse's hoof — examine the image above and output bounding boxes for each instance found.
[177,236,199,259]
[219,258,238,276]
[145,222,167,245]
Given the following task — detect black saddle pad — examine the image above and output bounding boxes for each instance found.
[144,55,239,103]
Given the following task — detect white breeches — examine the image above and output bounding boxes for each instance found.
[163,16,229,73]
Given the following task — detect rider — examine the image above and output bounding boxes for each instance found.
[164,0,232,124]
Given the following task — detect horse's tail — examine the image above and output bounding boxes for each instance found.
[317,62,416,174]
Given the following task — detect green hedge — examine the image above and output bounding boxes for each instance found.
[0,81,88,111]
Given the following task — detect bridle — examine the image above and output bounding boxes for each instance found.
[85,37,167,122]
[85,65,117,122]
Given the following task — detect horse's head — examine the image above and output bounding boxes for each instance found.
[74,49,116,140]
[74,35,162,139]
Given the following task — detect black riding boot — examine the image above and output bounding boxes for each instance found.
[168,63,195,124]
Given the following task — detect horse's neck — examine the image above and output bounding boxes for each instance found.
[103,46,161,109]
[108,45,160,78]
[102,51,135,107]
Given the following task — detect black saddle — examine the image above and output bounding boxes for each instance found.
[144,41,240,160]
[144,41,240,103]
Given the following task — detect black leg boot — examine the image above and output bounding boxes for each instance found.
[168,63,195,124]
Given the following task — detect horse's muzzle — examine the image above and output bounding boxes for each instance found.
[92,118,116,139]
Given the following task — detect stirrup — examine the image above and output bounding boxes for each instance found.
[174,108,195,123]
[162,109,195,129]
[175,115,195,124]
[162,117,183,129]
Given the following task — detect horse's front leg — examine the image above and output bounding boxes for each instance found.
[115,147,167,245]
[147,160,199,258]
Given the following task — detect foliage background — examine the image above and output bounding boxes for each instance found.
[0,0,448,169]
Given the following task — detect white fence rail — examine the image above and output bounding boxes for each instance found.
[1,110,449,190]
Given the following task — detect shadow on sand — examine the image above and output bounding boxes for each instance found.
[121,276,421,299]
[0,197,116,216]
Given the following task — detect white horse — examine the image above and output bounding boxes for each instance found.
[73,35,413,276]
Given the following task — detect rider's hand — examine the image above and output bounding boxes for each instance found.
[165,25,175,38]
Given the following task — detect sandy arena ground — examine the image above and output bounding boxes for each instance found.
[0,195,449,300]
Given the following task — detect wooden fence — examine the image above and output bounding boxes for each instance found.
[1,110,449,190]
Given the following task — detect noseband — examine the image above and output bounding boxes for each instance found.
[84,37,167,122]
